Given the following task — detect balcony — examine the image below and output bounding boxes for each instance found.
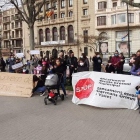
[3,27,10,31]
[3,36,10,40]
[36,16,74,26]
[3,18,10,23]
[81,15,90,21]
[16,35,22,38]
[15,25,22,29]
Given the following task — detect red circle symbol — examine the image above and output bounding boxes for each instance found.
[75,78,94,99]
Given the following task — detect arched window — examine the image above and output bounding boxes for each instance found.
[60,26,65,40]
[39,29,43,45]
[52,49,58,59]
[52,27,58,41]
[45,28,50,41]
[68,25,74,43]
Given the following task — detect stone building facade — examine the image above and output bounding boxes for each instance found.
[23,0,95,59]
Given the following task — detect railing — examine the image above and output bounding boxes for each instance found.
[15,25,22,28]
[3,18,10,23]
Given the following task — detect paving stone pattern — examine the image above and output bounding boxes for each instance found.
[0,94,140,140]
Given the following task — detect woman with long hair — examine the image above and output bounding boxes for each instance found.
[131,57,140,76]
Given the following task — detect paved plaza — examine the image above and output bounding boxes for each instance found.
[0,93,140,140]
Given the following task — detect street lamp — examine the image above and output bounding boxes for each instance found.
[127,3,131,58]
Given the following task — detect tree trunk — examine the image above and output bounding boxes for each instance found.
[29,25,34,50]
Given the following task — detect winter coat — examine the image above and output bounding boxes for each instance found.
[84,58,90,70]
[105,64,115,73]
[111,56,121,68]
[77,65,88,72]
[67,56,78,69]
[9,59,15,71]
[92,57,102,72]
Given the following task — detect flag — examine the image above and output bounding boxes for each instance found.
[121,33,128,41]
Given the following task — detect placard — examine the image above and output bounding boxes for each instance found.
[0,73,33,97]
[30,50,40,55]
[16,53,24,58]
[12,62,23,70]
[72,72,139,110]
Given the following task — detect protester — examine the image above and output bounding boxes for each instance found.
[67,51,78,85]
[111,50,121,73]
[82,53,89,71]
[52,58,67,96]
[118,53,125,74]
[9,55,15,73]
[105,61,115,73]
[92,52,102,72]
[32,75,46,96]
[1,58,6,72]
[129,54,136,67]
[77,58,88,72]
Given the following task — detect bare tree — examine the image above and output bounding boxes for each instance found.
[2,0,54,50]
[78,34,109,52]
[122,0,140,7]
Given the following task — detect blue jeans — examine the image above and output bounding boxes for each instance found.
[57,83,66,96]
[35,86,46,93]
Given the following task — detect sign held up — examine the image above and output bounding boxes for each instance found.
[0,73,33,97]
[12,62,23,70]
[30,50,40,55]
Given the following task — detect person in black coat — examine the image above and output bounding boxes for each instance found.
[105,61,115,73]
[67,51,78,85]
[1,58,6,72]
[92,52,102,72]
[52,58,67,96]
[77,58,88,72]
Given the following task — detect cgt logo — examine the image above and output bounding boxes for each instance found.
[75,78,94,99]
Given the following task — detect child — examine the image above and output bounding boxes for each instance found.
[119,42,128,54]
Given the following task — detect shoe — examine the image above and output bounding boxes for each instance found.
[40,91,46,96]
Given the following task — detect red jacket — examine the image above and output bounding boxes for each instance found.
[111,56,121,68]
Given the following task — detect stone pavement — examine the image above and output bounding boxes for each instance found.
[0,93,140,140]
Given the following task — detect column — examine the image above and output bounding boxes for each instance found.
[65,0,68,17]
[57,0,60,18]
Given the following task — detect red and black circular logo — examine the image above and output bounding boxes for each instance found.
[75,78,94,99]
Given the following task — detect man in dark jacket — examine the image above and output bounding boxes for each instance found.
[67,51,78,85]
[1,58,6,72]
[8,55,15,73]
[92,52,102,72]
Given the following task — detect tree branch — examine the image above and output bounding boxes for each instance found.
[122,0,140,8]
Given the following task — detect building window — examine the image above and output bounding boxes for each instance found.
[54,1,57,10]
[52,27,58,41]
[46,3,50,11]
[128,13,134,23]
[113,2,117,7]
[97,16,106,26]
[60,26,65,40]
[118,13,126,24]
[83,0,88,4]
[83,9,88,15]
[84,47,88,56]
[45,28,50,41]
[40,7,43,13]
[61,13,65,18]
[61,0,65,8]
[68,25,74,43]
[83,30,88,43]
[54,14,57,19]
[69,0,73,7]
[98,2,107,9]
[121,2,126,6]
[39,29,43,45]
[111,15,116,25]
[69,11,73,17]
[116,31,132,39]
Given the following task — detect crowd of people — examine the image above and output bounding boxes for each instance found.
[1,49,140,96]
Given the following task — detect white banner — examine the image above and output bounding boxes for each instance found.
[72,72,140,110]
[16,53,24,58]
[41,40,65,45]
[30,50,40,55]
[12,62,23,70]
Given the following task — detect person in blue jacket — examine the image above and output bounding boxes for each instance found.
[131,57,140,76]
